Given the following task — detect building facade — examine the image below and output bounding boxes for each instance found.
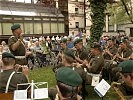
[0,0,65,42]
[68,0,91,36]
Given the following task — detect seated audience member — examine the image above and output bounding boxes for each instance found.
[0,52,29,93]
[1,41,10,53]
[34,41,43,53]
[117,60,133,98]
[67,37,74,49]
[50,67,82,100]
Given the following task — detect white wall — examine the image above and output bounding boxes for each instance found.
[68,3,84,14]
[68,0,90,36]
[69,17,84,28]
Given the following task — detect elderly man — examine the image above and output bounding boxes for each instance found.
[8,24,26,65]
[0,52,29,93]
[117,60,133,98]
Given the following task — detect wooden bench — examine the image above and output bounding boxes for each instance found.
[0,92,13,100]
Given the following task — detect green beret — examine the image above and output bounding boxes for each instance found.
[11,24,20,30]
[64,50,75,59]
[56,67,82,87]
[74,38,82,45]
[2,52,15,59]
[60,38,67,43]
[118,60,133,73]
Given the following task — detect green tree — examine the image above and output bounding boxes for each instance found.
[89,0,108,45]
[107,0,133,25]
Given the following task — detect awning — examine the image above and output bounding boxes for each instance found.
[0,1,64,17]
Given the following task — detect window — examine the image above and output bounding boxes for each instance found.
[2,23,13,35]
[43,18,49,21]
[58,23,64,33]
[51,18,57,21]
[130,28,133,37]
[24,17,32,20]
[14,17,23,20]
[75,8,79,14]
[75,22,79,28]
[24,23,33,34]
[51,23,58,33]
[43,23,50,33]
[34,23,42,34]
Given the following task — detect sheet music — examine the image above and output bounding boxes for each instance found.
[34,88,48,99]
[94,79,111,97]
[14,90,27,100]
[14,80,48,100]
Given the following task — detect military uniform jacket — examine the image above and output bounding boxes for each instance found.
[87,53,104,74]
[8,36,26,56]
[117,47,132,62]
[75,47,88,61]
[0,69,28,93]
[103,46,118,60]
[61,47,70,54]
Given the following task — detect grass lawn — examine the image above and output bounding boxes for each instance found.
[29,66,119,100]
